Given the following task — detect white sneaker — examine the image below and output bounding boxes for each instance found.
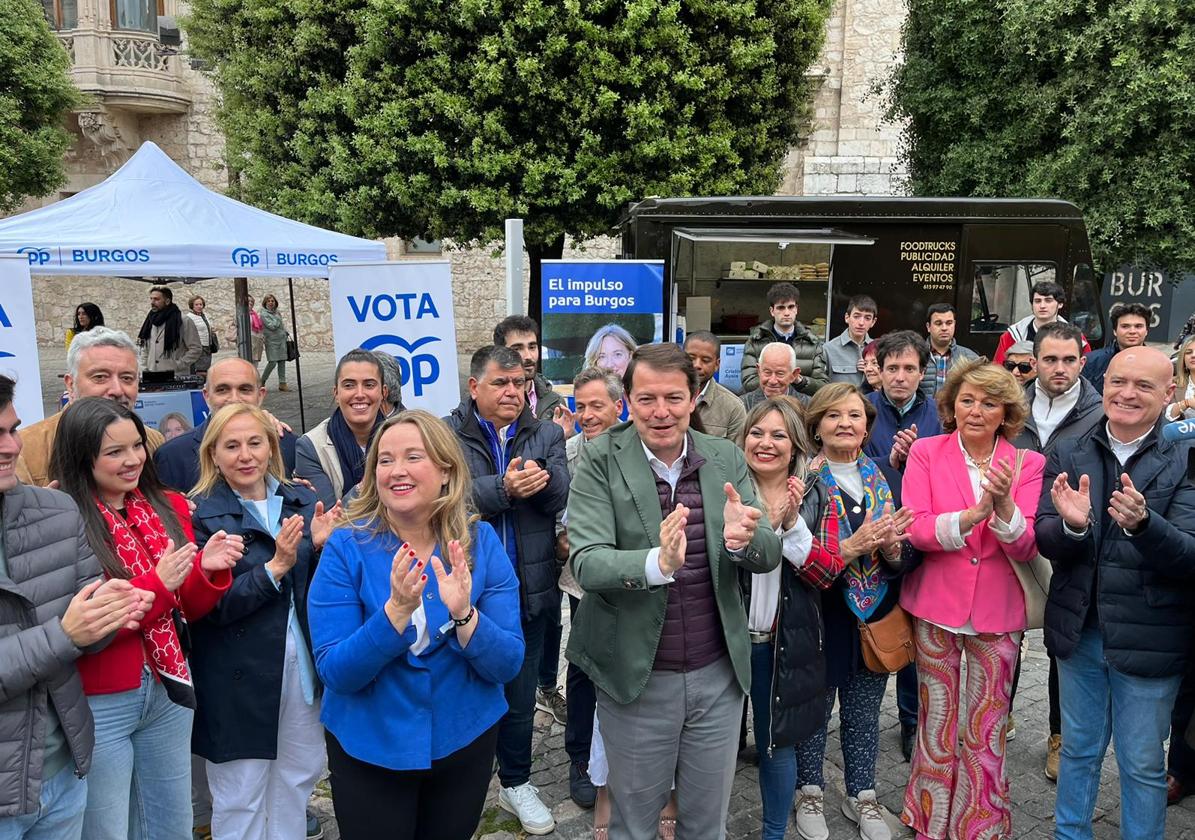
[842,789,891,840]
[794,785,829,840]
[499,782,555,835]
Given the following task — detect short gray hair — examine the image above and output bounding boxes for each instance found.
[759,342,797,371]
[372,351,404,409]
[67,327,139,380]
[573,366,624,403]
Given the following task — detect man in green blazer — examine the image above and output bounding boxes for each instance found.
[565,343,781,840]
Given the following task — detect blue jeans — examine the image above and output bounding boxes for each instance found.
[749,642,797,840]
[83,669,194,840]
[1055,627,1182,840]
[496,606,555,788]
[0,764,87,840]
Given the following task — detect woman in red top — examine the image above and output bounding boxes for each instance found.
[50,398,242,840]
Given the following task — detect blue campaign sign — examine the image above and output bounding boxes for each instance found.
[539,260,665,384]
[542,261,664,315]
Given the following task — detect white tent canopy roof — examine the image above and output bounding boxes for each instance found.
[0,141,386,277]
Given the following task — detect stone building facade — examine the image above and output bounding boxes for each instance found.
[27,0,906,355]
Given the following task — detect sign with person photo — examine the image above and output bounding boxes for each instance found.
[540,260,665,385]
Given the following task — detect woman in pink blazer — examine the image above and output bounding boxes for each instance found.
[899,359,1045,840]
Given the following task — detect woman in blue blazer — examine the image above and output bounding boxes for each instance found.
[309,410,524,840]
[189,403,340,840]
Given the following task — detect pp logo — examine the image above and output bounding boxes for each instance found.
[360,335,441,397]
[18,247,51,267]
[231,248,261,269]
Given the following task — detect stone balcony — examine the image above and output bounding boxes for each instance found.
[57,28,191,115]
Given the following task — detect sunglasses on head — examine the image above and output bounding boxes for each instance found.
[1003,361,1033,374]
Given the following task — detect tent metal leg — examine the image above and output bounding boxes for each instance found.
[235,277,252,362]
[287,277,306,433]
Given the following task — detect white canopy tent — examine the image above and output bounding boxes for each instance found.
[0,141,388,430]
[0,141,386,275]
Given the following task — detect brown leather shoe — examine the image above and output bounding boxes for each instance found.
[1168,774,1187,806]
[1045,733,1062,782]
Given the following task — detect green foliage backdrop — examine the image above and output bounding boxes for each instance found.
[0,0,80,211]
[185,0,832,248]
[886,0,1195,274]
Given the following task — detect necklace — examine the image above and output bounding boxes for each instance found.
[962,443,996,472]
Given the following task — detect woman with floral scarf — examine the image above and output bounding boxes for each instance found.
[791,383,914,840]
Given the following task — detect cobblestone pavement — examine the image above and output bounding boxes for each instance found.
[34,350,1195,839]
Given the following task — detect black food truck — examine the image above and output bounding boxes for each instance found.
[616,196,1105,389]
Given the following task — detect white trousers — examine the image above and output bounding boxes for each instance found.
[206,630,325,840]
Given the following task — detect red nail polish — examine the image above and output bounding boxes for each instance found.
[420,574,427,582]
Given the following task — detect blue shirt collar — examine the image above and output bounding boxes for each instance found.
[232,474,284,536]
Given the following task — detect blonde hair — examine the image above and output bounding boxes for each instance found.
[1177,335,1195,393]
[340,410,478,562]
[583,324,637,369]
[936,358,1029,440]
[740,396,810,477]
[191,404,287,497]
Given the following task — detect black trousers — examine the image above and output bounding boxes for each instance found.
[564,595,597,764]
[327,724,499,840]
[1009,647,1062,735]
[1169,655,1195,784]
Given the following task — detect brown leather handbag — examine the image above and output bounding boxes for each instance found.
[858,602,916,673]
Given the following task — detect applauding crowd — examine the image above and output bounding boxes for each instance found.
[0,288,1193,840]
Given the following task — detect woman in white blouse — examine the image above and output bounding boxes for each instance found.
[738,396,845,840]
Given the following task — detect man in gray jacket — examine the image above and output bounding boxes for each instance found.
[0,375,151,836]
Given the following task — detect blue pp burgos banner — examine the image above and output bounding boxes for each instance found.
[542,260,664,314]
[540,260,665,385]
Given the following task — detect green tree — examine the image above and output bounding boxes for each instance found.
[0,0,80,211]
[185,0,831,263]
[886,0,1195,274]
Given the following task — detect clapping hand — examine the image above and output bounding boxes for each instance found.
[200,530,244,574]
[1050,472,1092,531]
[552,404,577,440]
[61,579,156,646]
[155,540,197,590]
[658,504,689,576]
[769,476,805,531]
[889,505,915,540]
[385,542,426,631]
[723,483,763,550]
[265,514,304,582]
[889,425,918,469]
[310,500,344,550]
[840,514,886,560]
[981,458,1015,499]
[504,457,551,499]
[1109,473,1149,531]
[431,540,473,620]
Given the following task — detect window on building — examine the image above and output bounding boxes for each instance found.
[110,0,157,32]
[41,0,78,29]
[970,262,1056,333]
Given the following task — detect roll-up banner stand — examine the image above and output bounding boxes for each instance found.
[0,256,44,424]
[540,260,665,386]
[329,261,460,417]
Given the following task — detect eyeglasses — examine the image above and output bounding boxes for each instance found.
[1003,361,1033,374]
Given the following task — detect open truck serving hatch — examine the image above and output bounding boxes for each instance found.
[617,196,1104,367]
